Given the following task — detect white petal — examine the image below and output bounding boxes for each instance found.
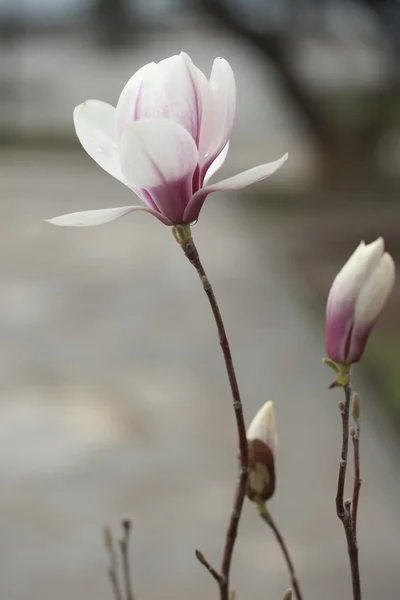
[354,251,395,329]
[119,118,198,189]
[327,237,385,316]
[200,58,236,166]
[116,54,203,143]
[204,152,287,192]
[247,401,277,454]
[203,142,229,185]
[342,238,384,277]
[159,52,203,143]
[115,62,158,138]
[45,205,172,227]
[184,153,288,223]
[196,65,214,158]
[73,100,123,182]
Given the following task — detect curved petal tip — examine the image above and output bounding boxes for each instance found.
[45,206,147,227]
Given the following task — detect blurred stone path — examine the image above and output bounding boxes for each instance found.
[0,150,399,600]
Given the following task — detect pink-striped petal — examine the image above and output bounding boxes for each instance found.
[116,54,203,143]
[324,238,385,363]
[119,118,198,223]
[184,153,288,223]
[45,206,172,227]
[73,101,123,182]
[160,52,203,144]
[325,299,356,364]
[115,61,158,138]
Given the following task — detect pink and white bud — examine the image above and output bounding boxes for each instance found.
[325,237,395,365]
[246,401,277,502]
[46,53,287,228]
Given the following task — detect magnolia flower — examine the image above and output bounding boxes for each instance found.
[246,400,277,502]
[325,237,395,365]
[47,52,287,227]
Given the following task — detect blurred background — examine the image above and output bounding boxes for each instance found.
[1,1,400,599]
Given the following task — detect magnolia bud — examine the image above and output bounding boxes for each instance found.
[246,401,277,502]
[282,589,293,600]
[325,238,395,365]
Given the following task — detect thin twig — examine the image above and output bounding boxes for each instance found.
[103,526,124,600]
[257,503,303,600]
[195,549,223,584]
[351,394,361,540]
[119,517,135,600]
[175,227,248,600]
[336,383,362,600]
[352,434,361,539]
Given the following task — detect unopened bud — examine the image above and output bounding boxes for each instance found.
[282,589,293,600]
[352,393,361,422]
[325,238,395,365]
[246,401,277,502]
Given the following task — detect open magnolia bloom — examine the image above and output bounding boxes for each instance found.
[325,237,395,365]
[47,52,288,227]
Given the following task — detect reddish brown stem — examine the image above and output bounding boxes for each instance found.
[195,550,223,584]
[258,505,303,600]
[336,383,361,600]
[178,232,248,600]
[352,431,361,539]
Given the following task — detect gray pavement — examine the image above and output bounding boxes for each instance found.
[0,149,399,600]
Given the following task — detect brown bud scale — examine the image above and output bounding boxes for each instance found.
[246,438,275,502]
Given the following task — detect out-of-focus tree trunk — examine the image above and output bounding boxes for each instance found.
[94,0,130,49]
[198,0,399,189]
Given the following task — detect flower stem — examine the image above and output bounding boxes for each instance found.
[351,433,361,539]
[257,502,304,600]
[173,225,248,600]
[336,383,362,600]
[351,397,361,539]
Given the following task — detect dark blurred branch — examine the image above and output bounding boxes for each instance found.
[198,0,399,184]
[93,0,130,48]
[360,0,400,57]
[198,0,337,153]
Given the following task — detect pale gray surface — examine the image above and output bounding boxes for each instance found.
[0,150,399,600]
